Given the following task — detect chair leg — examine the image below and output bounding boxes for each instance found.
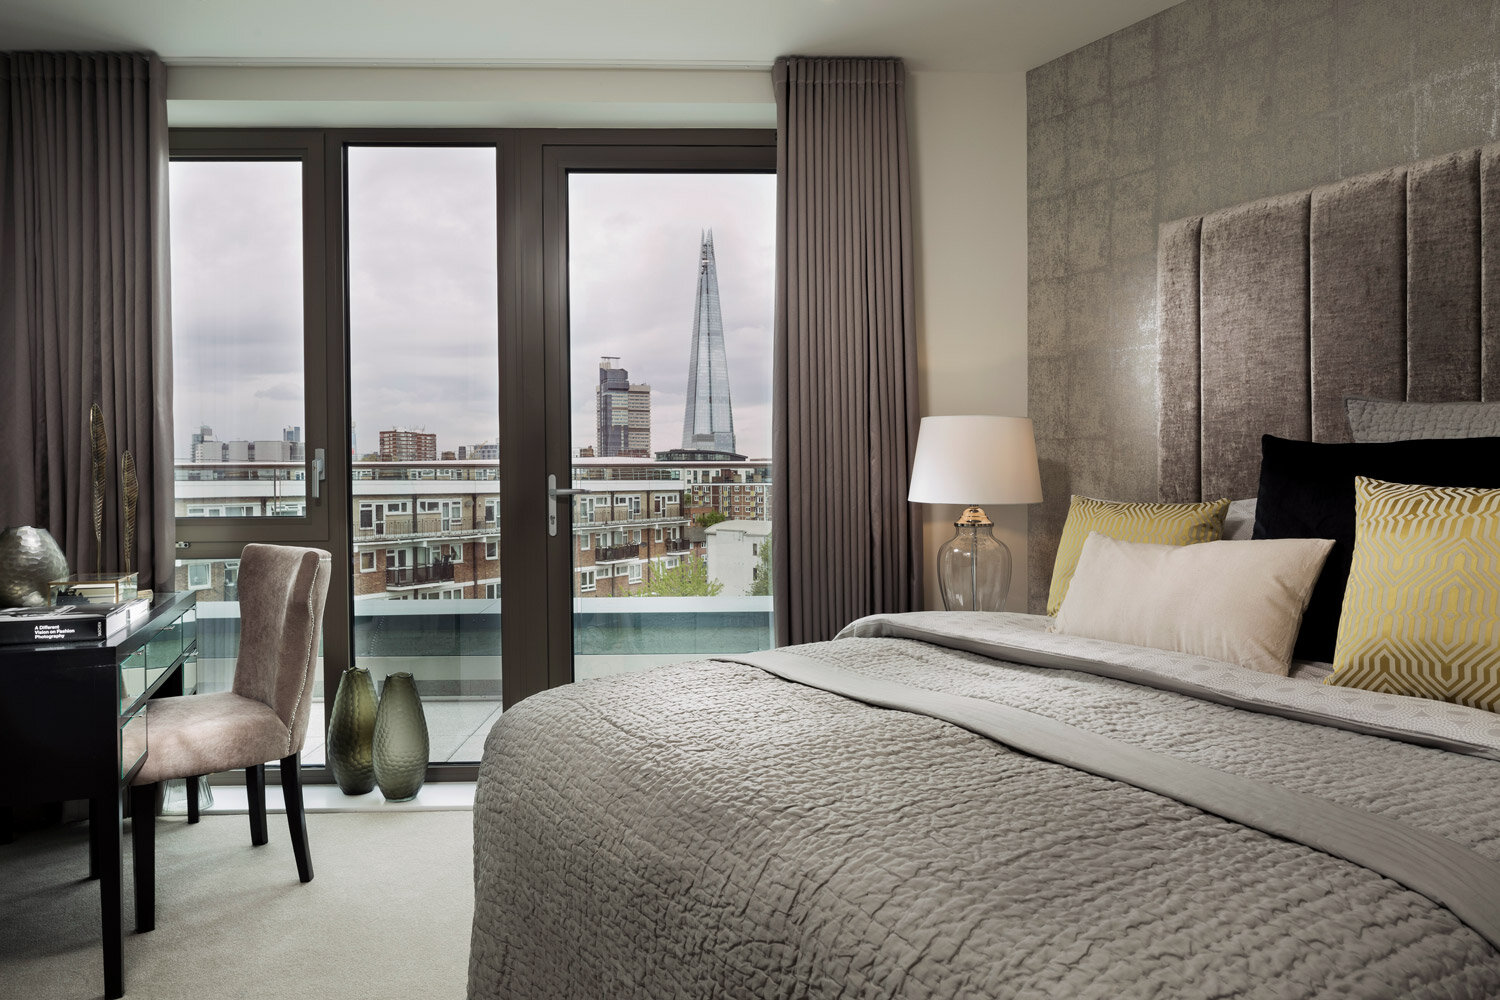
[281,753,313,883]
[130,783,156,932]
[186,775,200,824]
[246,763,268,847]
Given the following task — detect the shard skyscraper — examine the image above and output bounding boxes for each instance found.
[681,229,736,455]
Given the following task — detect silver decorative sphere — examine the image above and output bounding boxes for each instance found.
[0,526,70,608]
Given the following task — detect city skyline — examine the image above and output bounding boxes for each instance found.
[171,153,774,462]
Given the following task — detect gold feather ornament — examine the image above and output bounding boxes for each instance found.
[120,450,138,575]
[89,402,107,574]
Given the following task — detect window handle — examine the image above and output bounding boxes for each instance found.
[546,474,594,537]
[310,448,326,501]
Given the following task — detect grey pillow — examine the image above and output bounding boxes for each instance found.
[1222,498,1256,541]
[1345,397,1500,443]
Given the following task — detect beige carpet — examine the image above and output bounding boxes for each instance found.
[0,810,473,1000]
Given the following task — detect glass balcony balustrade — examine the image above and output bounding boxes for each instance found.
[175,455,773,765]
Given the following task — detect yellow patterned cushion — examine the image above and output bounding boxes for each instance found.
[1327,477,1500,712]
[1046,495,1230,616]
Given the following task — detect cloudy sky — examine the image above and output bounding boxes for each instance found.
[170,151,775,462]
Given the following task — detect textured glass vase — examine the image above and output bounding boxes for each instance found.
[328,667,378,795]
[0,526,69,608]
[936,509,1013,612]
[373,672,429,801]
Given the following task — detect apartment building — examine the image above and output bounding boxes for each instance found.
[174,456,769,601]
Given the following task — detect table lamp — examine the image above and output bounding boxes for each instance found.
[908,415,1043,611]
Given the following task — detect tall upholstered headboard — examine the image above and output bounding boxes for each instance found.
[1158,143,1500,503]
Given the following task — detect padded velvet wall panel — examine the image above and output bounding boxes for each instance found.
[1159,141,1500,502]
[1482,147,1500,402]
[1157,218,1202,503]
[1406,150,1482,401]
[1309,169,1406,442]
[1198,193,1311,502]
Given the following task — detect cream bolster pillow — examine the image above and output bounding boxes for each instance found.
[1046,495,1230,616]
[1053,533,1335,676]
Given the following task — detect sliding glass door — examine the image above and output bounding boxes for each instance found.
[168,134,342,767]
[346,145,503,763]
[559,169,776,681]
[168,128,774,777]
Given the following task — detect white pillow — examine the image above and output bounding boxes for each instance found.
[1053,532,1334,675]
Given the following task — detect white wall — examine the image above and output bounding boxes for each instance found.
[165,65,776,127]
[907,70,1030,611]
[167,64,1032,612]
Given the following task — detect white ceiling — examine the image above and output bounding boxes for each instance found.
[0,0,1181,73]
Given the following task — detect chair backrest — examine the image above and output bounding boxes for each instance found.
[231,544,333,756]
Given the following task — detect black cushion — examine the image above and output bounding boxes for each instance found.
[1252,434,1500,662]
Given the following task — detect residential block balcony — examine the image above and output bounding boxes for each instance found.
[386,560,456,588]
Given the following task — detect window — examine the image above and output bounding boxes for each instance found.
[187,563,211,590]
[485,583,501,599]
[484,498,498,523]
[633,530,641,544]
[580,534,590,551]
[628,563,642,583]
[170,156,313,526]
[596,533,607,549]
[486,540,498,560]
[359,551,376,572]
[615,564,630,577]
[654,527,662,542]
[751,543,759,557]
[580,569,595,592]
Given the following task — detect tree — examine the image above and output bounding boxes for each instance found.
[749,532,773,596]
[645,554,724,597]
[695,510,727,528]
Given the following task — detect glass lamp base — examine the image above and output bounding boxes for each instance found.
[936,509,1012,612]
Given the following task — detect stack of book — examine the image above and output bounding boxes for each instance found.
[0,599,150,646]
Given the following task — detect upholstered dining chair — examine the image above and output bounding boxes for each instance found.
[129,543,332,932]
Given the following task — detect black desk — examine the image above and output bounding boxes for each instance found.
[0,590,198,999]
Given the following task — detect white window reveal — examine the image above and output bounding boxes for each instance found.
[359,551,376,572]
[580,569,596,592]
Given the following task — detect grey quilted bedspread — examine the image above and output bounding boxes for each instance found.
[469,614,1500,1000]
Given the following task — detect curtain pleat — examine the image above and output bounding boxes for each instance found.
[0,52,174,590]
[772,56,921,646]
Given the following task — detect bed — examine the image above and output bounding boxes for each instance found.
[469,144,1500,999]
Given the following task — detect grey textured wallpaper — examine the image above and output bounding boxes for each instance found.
[1025,0,1500,611]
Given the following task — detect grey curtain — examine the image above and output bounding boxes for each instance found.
[0,52,174,590]
[772,56,921,645]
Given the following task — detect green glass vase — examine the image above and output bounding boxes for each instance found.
[373,672,429,801]
[327,667,378,795]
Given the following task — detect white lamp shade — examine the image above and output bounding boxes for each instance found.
[908,415,1043,505]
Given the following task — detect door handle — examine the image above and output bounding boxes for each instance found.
[547,474,592,537]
